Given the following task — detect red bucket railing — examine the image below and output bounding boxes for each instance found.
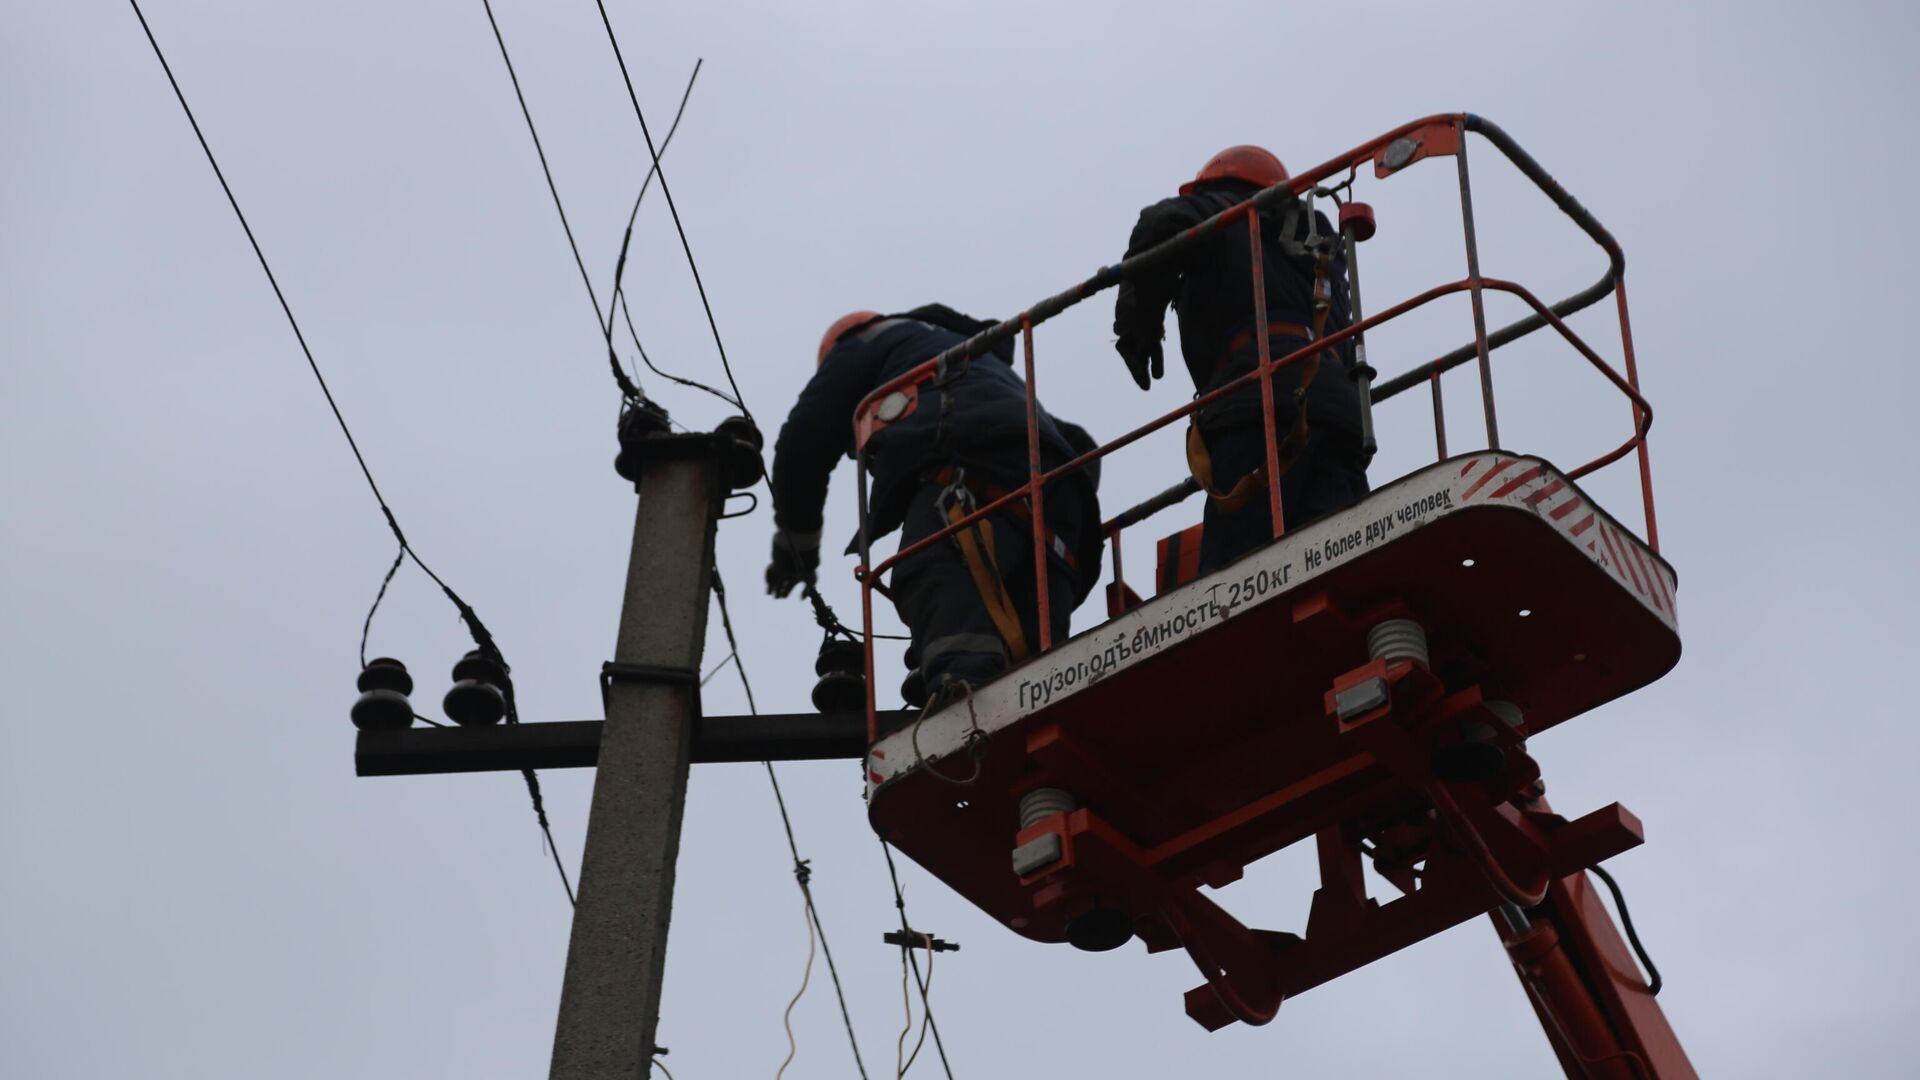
[847,114,1658,740]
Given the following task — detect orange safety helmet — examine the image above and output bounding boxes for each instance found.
[1179,145,1289,196]
[817,310,883,365]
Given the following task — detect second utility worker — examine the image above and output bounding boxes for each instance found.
[766,304,1102,715]
[1113,144,1373,573]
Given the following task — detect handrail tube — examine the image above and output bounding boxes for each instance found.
[852,114,1474,434]
[865,274,1651,585]
[1020,317,1054,651]
[1373,114,1626,403]
[1480,279,1653,479]
[1455,134,1501,449]
[866,279,1488,581]
[1103,476,1201,536]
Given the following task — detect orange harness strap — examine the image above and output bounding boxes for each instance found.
[942,497,1032,664]
[1188,255,1335,515]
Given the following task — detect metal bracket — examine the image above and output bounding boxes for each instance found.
[883,929,960,953]
[601,661,699,687]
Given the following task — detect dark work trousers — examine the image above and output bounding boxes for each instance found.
[891,479,1081,688]
[1197,424,1371,574]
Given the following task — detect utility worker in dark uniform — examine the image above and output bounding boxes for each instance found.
[1113,145,1372,573]
[766,304,1103,713]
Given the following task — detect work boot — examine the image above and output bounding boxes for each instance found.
[872,675,971,742]
[920,674,976,717]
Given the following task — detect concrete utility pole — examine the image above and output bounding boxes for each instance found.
[354,423,894,1075]
[548,434,723,1079]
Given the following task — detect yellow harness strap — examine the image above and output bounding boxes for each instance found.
[1188,250,1335,515]
[945,501,1031,664]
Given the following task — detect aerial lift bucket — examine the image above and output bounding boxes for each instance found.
[848,114,1694,1076]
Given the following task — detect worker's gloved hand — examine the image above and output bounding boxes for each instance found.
[765,529,821,598]
[1116,332,1164,391]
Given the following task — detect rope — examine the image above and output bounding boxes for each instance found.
[774,878,818,1080]
[897,931,935,1077]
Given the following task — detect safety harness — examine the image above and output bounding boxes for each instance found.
[1186,196,1339,515]
[928,466,1078,665]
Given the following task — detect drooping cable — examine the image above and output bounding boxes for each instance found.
[588,0,752,421]
[360,544,406,668]
[879,841,956,1079]
[805,585,912,642]
[1587,865,1662,995]
[130,0,572,906]
[711,571,869,1080]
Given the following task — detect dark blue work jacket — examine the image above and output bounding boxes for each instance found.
[1114,181,1364,440]
[770,317,1090,549]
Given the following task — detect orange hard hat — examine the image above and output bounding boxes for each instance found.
[1179,145,1289,196]
[818,310,883,365]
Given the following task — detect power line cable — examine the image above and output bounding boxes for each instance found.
[879,840,956,1079]
[588,0,752,420]
[711,571,870,1080]
[619,289,741,410]
[479,0,647,404]
[130,0,572,907]
[596,58,741,412]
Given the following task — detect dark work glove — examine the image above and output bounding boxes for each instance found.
[765,529,821,598]
[1115,332,1165,391]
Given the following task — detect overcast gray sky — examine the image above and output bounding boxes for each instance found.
[6,1,1919,1076]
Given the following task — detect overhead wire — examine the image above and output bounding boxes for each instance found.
[130,0,573,907]
[619,289,741,410]
[880,840,957,1079]
[479,0,649,404]
[712,571,870,1080]
[587,0,752,421]
[598,60,741,413]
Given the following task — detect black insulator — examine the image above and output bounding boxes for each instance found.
[715,415,765,491]
[1066,905,1136,953]
[811,671,866,714]
[444,680,507,726]
[814,638,866,678]
[900,668,927,710]
[358,657,413,695]
[613,398,673,483]
[450,649,508,687]
[351,689,414,731]
[443,649,509,727]
[352,658,415,730]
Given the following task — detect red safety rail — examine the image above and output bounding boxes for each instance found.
[848,114,1657,741]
